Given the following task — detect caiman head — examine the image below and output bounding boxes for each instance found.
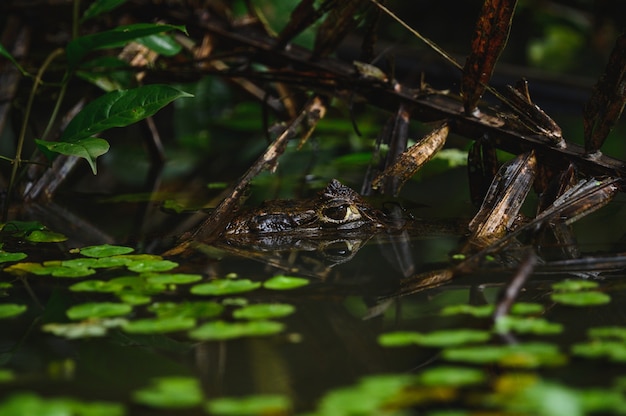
[224,179,386,236]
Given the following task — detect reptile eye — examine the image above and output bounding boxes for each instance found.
[322,205,349,221]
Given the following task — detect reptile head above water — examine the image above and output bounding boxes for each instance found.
[224,179,386,236]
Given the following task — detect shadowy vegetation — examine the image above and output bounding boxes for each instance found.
[1,0,626,414]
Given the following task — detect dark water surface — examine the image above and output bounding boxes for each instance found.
[2,167,626,415]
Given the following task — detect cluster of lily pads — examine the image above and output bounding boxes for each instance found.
[1,236,309,341]
[3,220,626,414]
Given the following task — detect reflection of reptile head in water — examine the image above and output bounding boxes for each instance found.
[224,179,386,236]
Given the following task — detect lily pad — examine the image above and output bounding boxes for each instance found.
[263,275,309,290]
[79,244,135,258]
[0,251,27,264]
[43,318,127,339]
[133,376,203,409]
[494,316,563,335]
[26,230,68,243]
[551,291,611,306]
[190,279,261,296]
[207,394,291,416]
[123,316,196,334]
[127,259,178,273]
[552,279,599,291]
[442,342,567,368]
[144,273,202,285]
[440,304,493,318]
[148,301,223,318]
[233,303,295,320]
[188,320,284,340]
[69,279,125,293]
[66,302,132,320]
[0,392,125,416]
[419,366,486,387]
[571,341,626,362]
[588,326,626,341]
[0,303,27,319]
[378,329,491,348]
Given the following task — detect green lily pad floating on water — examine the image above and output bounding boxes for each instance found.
[123,316,196,334]
[66,302,132,320]
[494,316,563,335]
[315,373,415,416]
[233,303,295,320]
[69,279,125,293]
[551,291,611,306]
[588,326,626,341]
[148,301,223,318]
[571,340,626,362]
[207,394,291,416]
[263,275,309,290]
[144,273,202,285]
[61,258,99,269]
[0,303,27,319]
[378,329,491,348]
[0,251,27,263]
[133,376,203,409]
[552,279,599,291]
[191,279,261,296]
[127,259,178,273]
[440,304,494,318]
[26,230,68,243]
[79,244,135,258]
[442,342,567,368]
[0,392,125,416]
[43,318,127,339]
[418,365,486,387]
[189,320,284,340]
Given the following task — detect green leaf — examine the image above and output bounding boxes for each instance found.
[0,43,28,76]
[67,23,186,68]
[127,259,178,273]
[419,366,486,387]
[551,279,599,291]
[442,342,567,368]
[148,301,223,319]
[0,392,126,416]
[144,273,202,285]
[80,244,134,258]
[191,279,261,296]
[440,304,494,318]
[0,251,27,264]
[43,319,127,338]
[26,229,68,243]
[233,303,295,320]
[206,395,291,416]
[572,340,626,362]
[133,377,203,409]
[189,320,284,340]
[377,331,421,347]
[588,326,626,341]
[59,85,192,143]
[263,275,309,290]
[136,34,182,56]
[69,279,125,293]
[66,302,132,320]
[123,316,196,334]
[494,316,564,335]
[35,137,110,174]
[379,329,491,348]
[551,291,611,306]
[0,303,27,319]
[81,0,128,22]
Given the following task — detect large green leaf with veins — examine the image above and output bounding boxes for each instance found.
[61,85,192,143]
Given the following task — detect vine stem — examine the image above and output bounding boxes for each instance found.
[3,48,64,221]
